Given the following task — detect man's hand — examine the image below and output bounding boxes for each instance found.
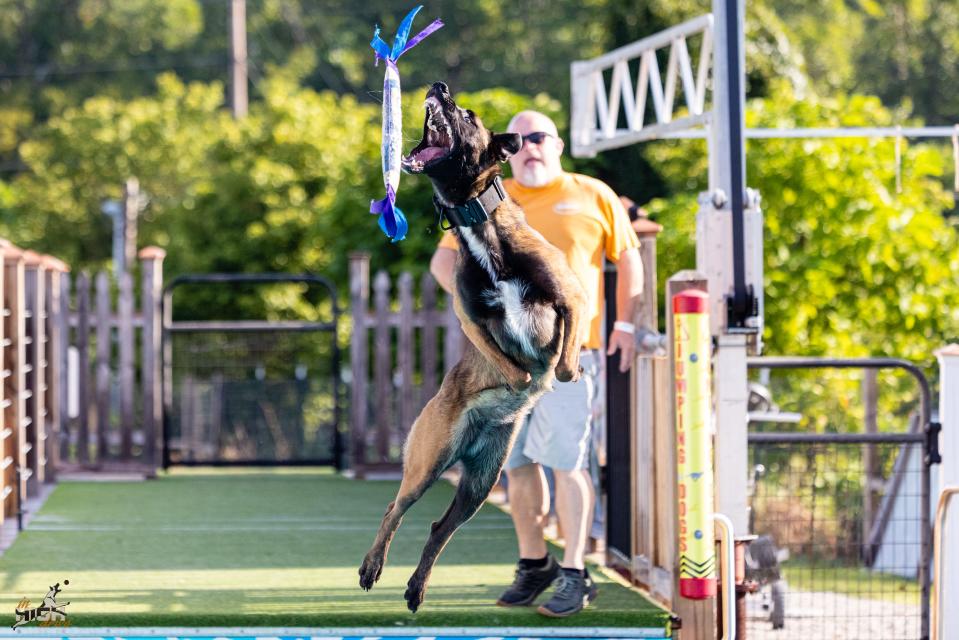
[607,328,636,373]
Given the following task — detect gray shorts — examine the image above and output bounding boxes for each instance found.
[505,350,603,472]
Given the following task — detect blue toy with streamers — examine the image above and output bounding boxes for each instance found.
[370,6,443,242]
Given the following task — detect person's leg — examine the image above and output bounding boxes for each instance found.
[497,416,559,607]
[506,462,550,559]
[523,350,602,617]
[553,467,593,569]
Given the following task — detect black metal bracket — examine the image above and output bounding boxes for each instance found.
[925,420,942,465]
[726,284,759,332]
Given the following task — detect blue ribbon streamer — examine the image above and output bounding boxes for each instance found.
[370,184,408,243]
[369,6,444,242]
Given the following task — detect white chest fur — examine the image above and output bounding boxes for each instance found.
[459,227,497,282]
[486,279,537,358]
[459,227,542,358]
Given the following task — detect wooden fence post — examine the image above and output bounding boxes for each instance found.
[349,252,370,477]
[397,272,415,440]
[75,273,91,464]
[95,270,110,462]
[664,271,714,639]
[631,219,663,587]
[139,247,165,470]
[4,244,27,507]
[118,270,134,459]
[43,256,68,481]
[373,270,392,464]
[22,251,45,494]
[57,269,70,468]
[419,272,438,409]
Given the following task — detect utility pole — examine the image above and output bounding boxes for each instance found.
[101,178,147,278]
[229,0,248,118]
[123,178,142,272]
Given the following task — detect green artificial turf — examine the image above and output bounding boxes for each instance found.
[0,468,670,630]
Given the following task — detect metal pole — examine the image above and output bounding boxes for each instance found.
[725,0,749,327]
[668,125,959,139]
[711,0,751,327]
[711,0,751,541]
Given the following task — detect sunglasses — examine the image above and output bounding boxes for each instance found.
[521,131,555,145]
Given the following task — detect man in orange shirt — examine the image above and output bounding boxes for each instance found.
[429,110,643,617]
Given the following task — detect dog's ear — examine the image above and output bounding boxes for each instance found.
[491,132,523,162]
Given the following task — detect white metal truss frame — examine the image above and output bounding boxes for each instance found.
[666,123,959,140]
[570,15,959,154]
[570,14,714,157]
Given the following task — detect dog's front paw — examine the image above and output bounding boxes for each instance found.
[359,552,384,591]
[404,575,427,613]
[556,364,583,383]
[507,371,532,392]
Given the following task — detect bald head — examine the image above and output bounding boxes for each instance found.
[507,111,560,137]
[506,111,565,187]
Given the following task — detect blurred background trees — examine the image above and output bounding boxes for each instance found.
[0,0,957,369]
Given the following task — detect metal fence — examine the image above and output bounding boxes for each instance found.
[744,357,938,640]
[162,274,341,468]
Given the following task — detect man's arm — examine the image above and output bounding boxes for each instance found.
[607,246,644,372]
[429,246,457,294]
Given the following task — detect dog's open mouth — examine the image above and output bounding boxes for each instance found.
[402,96,453,173]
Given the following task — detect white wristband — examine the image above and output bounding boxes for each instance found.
[613,321,636,335]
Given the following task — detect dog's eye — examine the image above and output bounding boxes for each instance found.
[460,108,472,122]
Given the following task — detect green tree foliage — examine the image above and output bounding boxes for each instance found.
[647,83,959,360]
[646,82,958,441]
[0,73,559,293]
[0,0,606,162]
[775,0,959,124]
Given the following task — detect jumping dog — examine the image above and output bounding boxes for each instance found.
[358,82,587,612]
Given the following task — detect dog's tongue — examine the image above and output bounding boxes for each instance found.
[412,146,446,163]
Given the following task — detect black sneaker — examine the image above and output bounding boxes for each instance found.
[537,567,599,617]
[496,555,560,606]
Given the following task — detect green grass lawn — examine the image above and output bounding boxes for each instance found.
[0,468,670,630]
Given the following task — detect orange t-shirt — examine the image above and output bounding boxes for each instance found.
[438,172,639,349]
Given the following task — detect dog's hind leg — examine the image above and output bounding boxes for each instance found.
[403,422,516,612]
[359,397,457,591]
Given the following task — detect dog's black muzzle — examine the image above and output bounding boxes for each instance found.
[427,82,454,108]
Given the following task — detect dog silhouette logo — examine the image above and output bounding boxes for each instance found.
[12,579,70,629]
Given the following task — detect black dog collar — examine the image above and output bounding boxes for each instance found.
[434,176,507,229]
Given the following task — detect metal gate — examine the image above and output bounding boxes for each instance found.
[745,357,941,640]
[162,274,341,468]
